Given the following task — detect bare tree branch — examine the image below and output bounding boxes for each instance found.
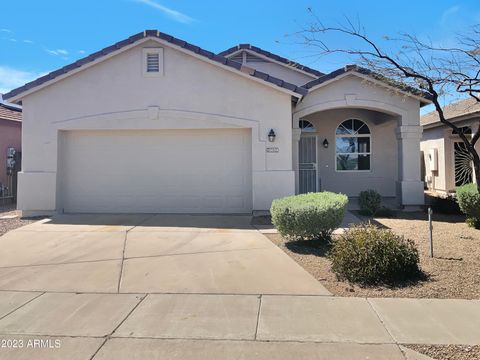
[298,17,480,190]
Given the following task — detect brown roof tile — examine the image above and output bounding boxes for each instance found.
[219,44,325,77]
[0,103,22,122]
[421,97,480,126]
[3,31,430,104]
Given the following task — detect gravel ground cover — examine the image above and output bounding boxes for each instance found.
[263,211,480,299]
[262,212,480,359]
[406,344,480,360]
[0,204,40,236]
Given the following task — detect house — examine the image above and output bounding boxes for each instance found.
[3,30,429,216]
[421,98,480,195]
[0,97,21,200]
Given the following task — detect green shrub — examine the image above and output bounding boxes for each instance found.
[466,217,480,228]
[358,189,382,215]
[456,184,480,229]
[270,192,348,241]
[330,224,421,284]
[374,206,396,218]
[427,194,462,215]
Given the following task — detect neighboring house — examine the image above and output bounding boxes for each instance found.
[0,98,21,198]
[3,30,429,216]
[421,98,480,195]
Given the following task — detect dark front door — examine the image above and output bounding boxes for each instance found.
[299,136,317,193]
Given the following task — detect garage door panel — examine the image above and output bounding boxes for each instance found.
[59,129,252,213]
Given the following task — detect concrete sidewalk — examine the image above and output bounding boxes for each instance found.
[0,292,478,359]
[0,214,478,359]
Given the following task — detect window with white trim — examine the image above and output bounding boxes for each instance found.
[142,48,163,76]
[335,119,371,171]
[299,119,316,133]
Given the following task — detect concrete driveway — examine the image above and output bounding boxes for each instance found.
[0,214,478,359]
[0,214,329,295]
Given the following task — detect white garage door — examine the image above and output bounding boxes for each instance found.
[58,129,252,213]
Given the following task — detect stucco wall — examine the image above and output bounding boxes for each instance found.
[422,121,480,193]
[304,108,398,197]
[295,75,421,122]
[0,119,21,187]
[294,74,424,206]
[18,39,295,214]
[421,127,447,192]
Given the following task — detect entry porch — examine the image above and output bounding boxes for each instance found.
[291,75,425,209]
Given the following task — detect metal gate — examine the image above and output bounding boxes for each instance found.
[299,136,317,193]
[0,148,21,205]
[454,142,473,186]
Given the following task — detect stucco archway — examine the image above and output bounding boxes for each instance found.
[291,75,424,207]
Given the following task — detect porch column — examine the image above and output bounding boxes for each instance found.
[292,127,301,194]
[396,124,424,208]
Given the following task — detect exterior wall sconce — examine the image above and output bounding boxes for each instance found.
[268,129,276,142]
[323,139,329,148]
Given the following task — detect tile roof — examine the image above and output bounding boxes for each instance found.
[3,30,308,101]
[421,97,480,126]
[303,65,431,102]
[2,31,431,105]
[0,103,22,122]
[219,44,325,77]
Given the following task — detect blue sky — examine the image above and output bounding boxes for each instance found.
[1,0,479,97]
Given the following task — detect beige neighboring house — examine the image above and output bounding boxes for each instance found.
[421,98,480,195]
[4,30,430,216]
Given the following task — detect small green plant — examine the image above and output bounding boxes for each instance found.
[358,189,382,215]
[427,194,462,215]
[374,206,396,218]
[270,192,348,241]
[330,224,421,284]
[456,184,480,229]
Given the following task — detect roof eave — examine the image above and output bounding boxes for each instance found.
[0,117,22,123]
[422,111,480,129]
[0,102,22,112]
[305,69,432,105]
[4,31,306,103]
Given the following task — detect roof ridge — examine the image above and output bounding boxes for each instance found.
[218,43,325,77]
[4,30,307,100]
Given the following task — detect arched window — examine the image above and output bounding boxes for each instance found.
[335,119,371,171]
[299,120,316,132]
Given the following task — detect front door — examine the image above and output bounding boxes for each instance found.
[299,136,317,193]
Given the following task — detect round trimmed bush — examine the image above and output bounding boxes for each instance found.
[358,189,382,215]
[456,184,480,229]
[270,192,348,241]
[330,224,420,284]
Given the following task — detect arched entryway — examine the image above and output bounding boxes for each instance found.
[292,76,425,208]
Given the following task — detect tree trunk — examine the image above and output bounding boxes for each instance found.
[474,158,480,193]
